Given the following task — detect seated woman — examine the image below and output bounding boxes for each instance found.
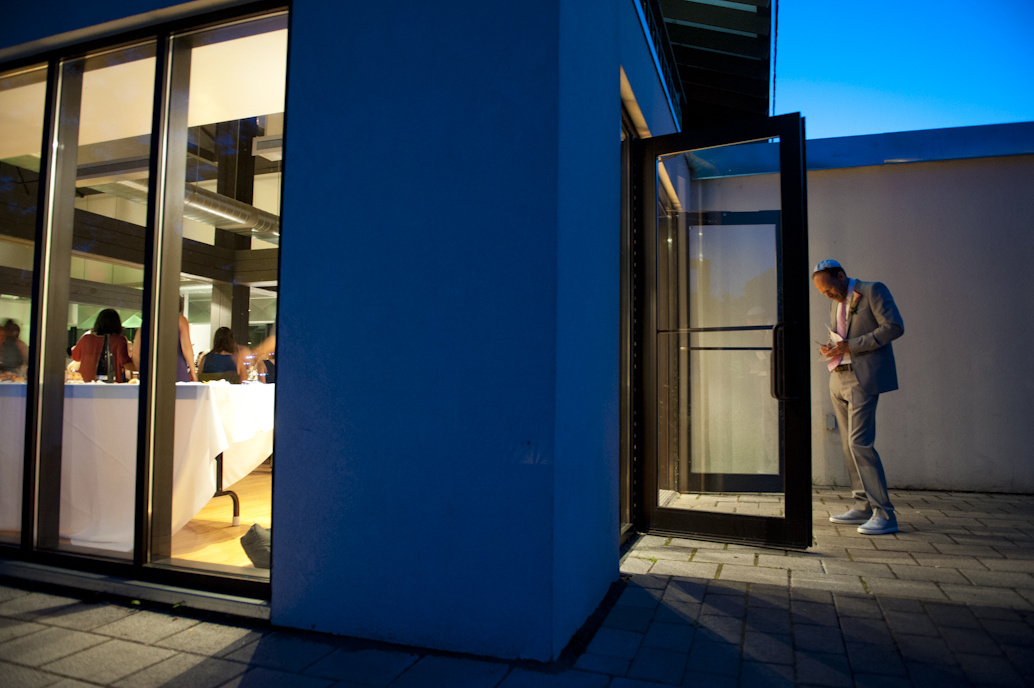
[251,333,276,384]
[71,308,132,382]
[198,327,246,382]
[0,319,29,375]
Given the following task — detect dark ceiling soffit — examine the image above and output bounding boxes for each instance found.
[665,23,768,60]
[658,0,773,124]
[660,0,770,36]
[672,45,764,79]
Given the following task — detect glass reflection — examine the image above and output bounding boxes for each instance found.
[49,43,156,558]
[655,138,786,516]
[0,64,47,544]
[152,13,285,579]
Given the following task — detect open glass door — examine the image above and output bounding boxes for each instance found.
[636,113,811,548]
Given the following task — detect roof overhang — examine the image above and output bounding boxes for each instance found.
[657,0,773,128]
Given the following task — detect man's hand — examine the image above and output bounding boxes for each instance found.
[820,341,851,358]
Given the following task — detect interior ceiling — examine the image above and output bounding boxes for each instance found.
[658,0,773,129]
[0,30,286,162]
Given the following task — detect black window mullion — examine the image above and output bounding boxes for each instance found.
[28,58,83,551]
[136,32,191,566]
[20,58,58,551]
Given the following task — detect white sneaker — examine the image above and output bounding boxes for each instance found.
[829,509,872,525]
[857,515,898,535]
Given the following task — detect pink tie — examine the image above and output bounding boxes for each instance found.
[827,300,847,372]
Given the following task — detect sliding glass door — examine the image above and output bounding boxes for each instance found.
[0,7,286,594]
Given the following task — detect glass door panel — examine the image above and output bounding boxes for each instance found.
[148,13,285,579]
[656,153,783,513]
[0,63,48,545]
[35,43,156,559]
[639,114,811,548]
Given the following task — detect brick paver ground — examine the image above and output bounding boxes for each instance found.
[1,488,1032,687]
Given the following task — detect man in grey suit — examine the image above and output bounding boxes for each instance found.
[813,260,904,535]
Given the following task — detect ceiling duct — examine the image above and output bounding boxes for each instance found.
[252,134,283,161]
[89,180,281,245]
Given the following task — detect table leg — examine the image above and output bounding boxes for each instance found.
[214,452,241,526]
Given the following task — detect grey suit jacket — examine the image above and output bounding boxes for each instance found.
[831,280,904,395]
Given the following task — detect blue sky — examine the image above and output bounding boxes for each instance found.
[773,0,1034,139]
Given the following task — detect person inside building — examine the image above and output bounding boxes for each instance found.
[176,296,198,382]
[0,319,28,375]
[131,295,198,382]
[252,333,276,384]
[198,327,247,383]
[71,308,132,382]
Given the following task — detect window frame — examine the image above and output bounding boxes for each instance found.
[0,1,288,600]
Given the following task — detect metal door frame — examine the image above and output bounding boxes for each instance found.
[632,113,812,548]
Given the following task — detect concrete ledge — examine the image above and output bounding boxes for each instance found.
[0,559,270,620]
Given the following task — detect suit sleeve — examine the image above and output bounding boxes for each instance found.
[848,282,904,354]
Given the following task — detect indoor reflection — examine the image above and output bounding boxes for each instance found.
[0,63,46,545]
[0,12,284,577]
[656,139,786,517]
[156,14,285,578]
[50,42,155,559]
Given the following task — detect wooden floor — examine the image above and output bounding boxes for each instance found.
[1,465,273,577]
[170,462,272,575]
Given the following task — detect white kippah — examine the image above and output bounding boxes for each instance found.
[813,259,842,274]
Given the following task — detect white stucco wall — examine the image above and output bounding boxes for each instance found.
[808,154,1034,492]
[698,148,1034,492]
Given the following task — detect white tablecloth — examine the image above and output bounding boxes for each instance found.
[0,381,274,551]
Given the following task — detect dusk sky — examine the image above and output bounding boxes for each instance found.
[773,0,1034,139]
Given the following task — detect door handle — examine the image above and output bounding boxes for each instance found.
[770,322,791,401]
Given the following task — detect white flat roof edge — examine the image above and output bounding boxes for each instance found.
[806,120,1034,171]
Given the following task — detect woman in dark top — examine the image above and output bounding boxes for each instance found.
[71,309,132,382]
[0,319,28,374]
[199,327,246,380]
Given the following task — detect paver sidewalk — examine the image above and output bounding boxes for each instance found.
[1,488,1033,687]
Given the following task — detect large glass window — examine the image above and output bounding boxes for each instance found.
[0,8,285,587]
[37,43,156,559]
[0,63,48,545]
[151,14,285,578]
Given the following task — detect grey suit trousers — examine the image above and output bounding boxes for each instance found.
[830,368,894,520]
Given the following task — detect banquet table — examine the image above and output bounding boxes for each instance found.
[0,381,274,551]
